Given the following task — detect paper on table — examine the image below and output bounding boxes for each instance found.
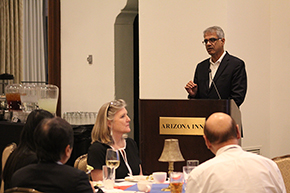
[99,188,124,193]
[115,181,136,186]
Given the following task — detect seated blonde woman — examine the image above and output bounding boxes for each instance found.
[87,99,142,181]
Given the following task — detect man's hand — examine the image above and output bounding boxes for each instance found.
[185,80,198,97]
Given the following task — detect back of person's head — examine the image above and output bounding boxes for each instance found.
[203,26,225,39]
[19,109,54,151]
[91,99,126,144]
[204,112,237,145]
[34,117,74,162]
[2,109,54,189]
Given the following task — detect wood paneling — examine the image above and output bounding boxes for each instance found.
[48,0,61,116]
[139,99,239,175]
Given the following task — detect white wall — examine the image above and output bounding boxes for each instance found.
[225,1,271,155]
[139,0,227,99]
[61,0,127,113]
[139,0,290,158]
[269,1,290,157]
[61,0,290,158]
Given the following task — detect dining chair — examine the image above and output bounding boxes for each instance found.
[1,143,17,193]
[272,154,290,193]
[74,153,93,180]
[4,187,42,193]
[74,153,88,173]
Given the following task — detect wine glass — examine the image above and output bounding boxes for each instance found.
[106,149,120,170]
[104,149,120,189]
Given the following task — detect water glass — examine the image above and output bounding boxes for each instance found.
[183,166,195,190]
[89,112,97,124]
[63,111,97,125]
[102,165,115,190]
[187,160,199,167]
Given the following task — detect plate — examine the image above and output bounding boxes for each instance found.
[124,175,148,182]
[114,181,136,187]
[100,188,124,193]
[115,179,125,182]
[92,181,103,187]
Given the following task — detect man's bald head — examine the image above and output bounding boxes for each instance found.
[204,112,238,145]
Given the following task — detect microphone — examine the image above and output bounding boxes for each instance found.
[208,69,221,100]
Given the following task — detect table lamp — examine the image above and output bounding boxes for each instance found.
[158,138,184,191]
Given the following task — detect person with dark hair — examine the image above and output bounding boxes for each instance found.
[2,109,54,190]
[185,112,286,193]
[10,117,94,193]
[185,26,247,107]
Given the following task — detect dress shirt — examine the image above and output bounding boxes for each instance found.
[186,145,286,193]
[209,51,226,87]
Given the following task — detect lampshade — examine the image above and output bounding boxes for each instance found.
[158,139,184,162]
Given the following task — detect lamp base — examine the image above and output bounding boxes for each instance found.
[161,161,174,191]
[161,185,171,191]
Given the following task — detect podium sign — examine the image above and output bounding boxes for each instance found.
[159,117,205,135]
[139,99,241,175]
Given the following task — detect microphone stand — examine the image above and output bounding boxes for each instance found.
[209,69,221,100]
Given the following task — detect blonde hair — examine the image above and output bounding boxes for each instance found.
[91,99,127,144]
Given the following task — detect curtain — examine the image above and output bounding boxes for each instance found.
[23,0,46,83]
[0,0,23,83]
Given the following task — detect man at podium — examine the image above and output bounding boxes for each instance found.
[185,26,247,107]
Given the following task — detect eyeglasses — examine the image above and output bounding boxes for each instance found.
[202,38,221,45]
[107,100,121,116]
[110,100,122,107]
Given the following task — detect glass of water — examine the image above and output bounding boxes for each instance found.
[187,160,199,167]
[183,166,195,190]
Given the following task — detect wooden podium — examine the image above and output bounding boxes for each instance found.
[138,99,241,175]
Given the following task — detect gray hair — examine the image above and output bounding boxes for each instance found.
[203,26,225,39]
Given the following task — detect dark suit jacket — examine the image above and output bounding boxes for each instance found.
[3,152,38,190]
[10,162,93,193]
[189,52,247,107]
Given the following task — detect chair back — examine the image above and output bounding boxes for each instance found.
[1,143,17,193]
[273,154,290,192]
[74,154,88,172]
[4,187,42,193]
